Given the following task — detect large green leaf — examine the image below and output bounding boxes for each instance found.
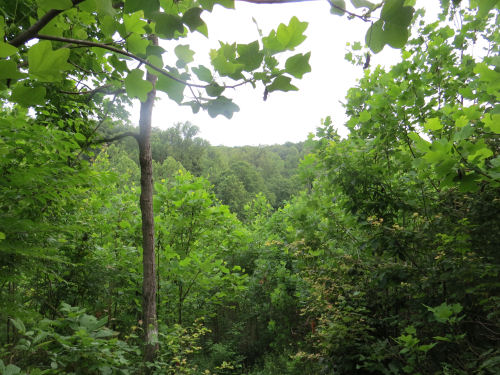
[0,15,5,39]
[365,20,385,53]
[156,68,188,104]
[11,85,47,107]
[285,52,311,79]
[28,41,72,82]
[124,69,153,102]
[182,7,208,36]
[483,113,500,133]
[205,82,224,97]
[424,117,443,131]
[0,42,18,58]
[262,17,308,53]
[330,0,346,16]
[350,0,375,8]
[236,41,263,72]
[210,43,245,78]
[175,44,195,68]
[380,0,405,21]
[37,0,72,11]
[126,33,150,55]
[383,22,408,48]
[124,11,147,34]
[205,96,239,119]
[192,65,213,83]
[267,76,298,93]
[0,60,25,80]
[477,0,500,17]
[154,13,184,39]
[124,0,159,17]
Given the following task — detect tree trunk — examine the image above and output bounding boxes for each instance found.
[138,37,159,366]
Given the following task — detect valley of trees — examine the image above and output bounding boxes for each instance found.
[1,0,499,374]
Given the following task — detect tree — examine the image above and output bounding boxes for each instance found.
[1,0,314,364]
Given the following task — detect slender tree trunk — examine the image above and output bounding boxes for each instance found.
[139,36,159,366]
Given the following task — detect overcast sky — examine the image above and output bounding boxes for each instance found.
[131,1,435,146]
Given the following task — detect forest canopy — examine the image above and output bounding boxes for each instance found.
[0,0,499,374]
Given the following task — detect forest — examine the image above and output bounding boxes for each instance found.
[0,0,499,374]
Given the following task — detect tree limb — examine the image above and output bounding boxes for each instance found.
[60,84,125,96]
[237,0,372,21]
[9,0,86,47]
[94,131,140,144]
[36,34,253,90]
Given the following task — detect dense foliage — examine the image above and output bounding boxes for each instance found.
[1,1,499,374]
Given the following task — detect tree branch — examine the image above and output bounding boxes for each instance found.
[36,34,253,91]
[94,131,140,144]
[237,0,373,21]
[60,84,125,96]
[9,0,86,47]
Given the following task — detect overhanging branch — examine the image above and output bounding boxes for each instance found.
[94,131,140,144]
[9,0,86,47]
[237,0,373,21]
[36,34,252,90]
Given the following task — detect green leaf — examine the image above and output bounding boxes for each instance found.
[182,7,207,36]
[263,16,308,53]
[380,0,405,21]
[0,232,5,240]
[123,11,147,34]
[215,0,234,9]
[4,364,21,375]
[424,117,443,131]
[156,69,188,104]
[236,41,264,71]
[267,76,298,93]
[477,0,500,17]
[175,45,195,68]
[0,60,25,80]
[0,42,18,58]
[359,110,371,122]
[9,318,26,333]
[192,65,213,83]
[124,69,153,102]
[210,43,245,78]
[28,40,72,82]
[154,13,184,39]
[206,82,225,97]
[277,16,308,51]
[127,33,149,55]
[285,52,311,79]
[205,96,239,119]
[74,132,86,141]
[468,144,493,163]
[124,0,159,17]
[418,343,436,353]
[483,113,500,133]
[455,115,469,128]
[384,22,409,49]
[0,15,5,39]
[331,0,346,15]
[11,85,47,107]
[366,20,385,53]
[350,0,375,8]
[37,0,73,11]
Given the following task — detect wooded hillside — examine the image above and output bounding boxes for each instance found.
[0,1,499,374]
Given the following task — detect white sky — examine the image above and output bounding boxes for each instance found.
[132,1,437,146]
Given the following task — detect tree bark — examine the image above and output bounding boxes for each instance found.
[138,37,159,367]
